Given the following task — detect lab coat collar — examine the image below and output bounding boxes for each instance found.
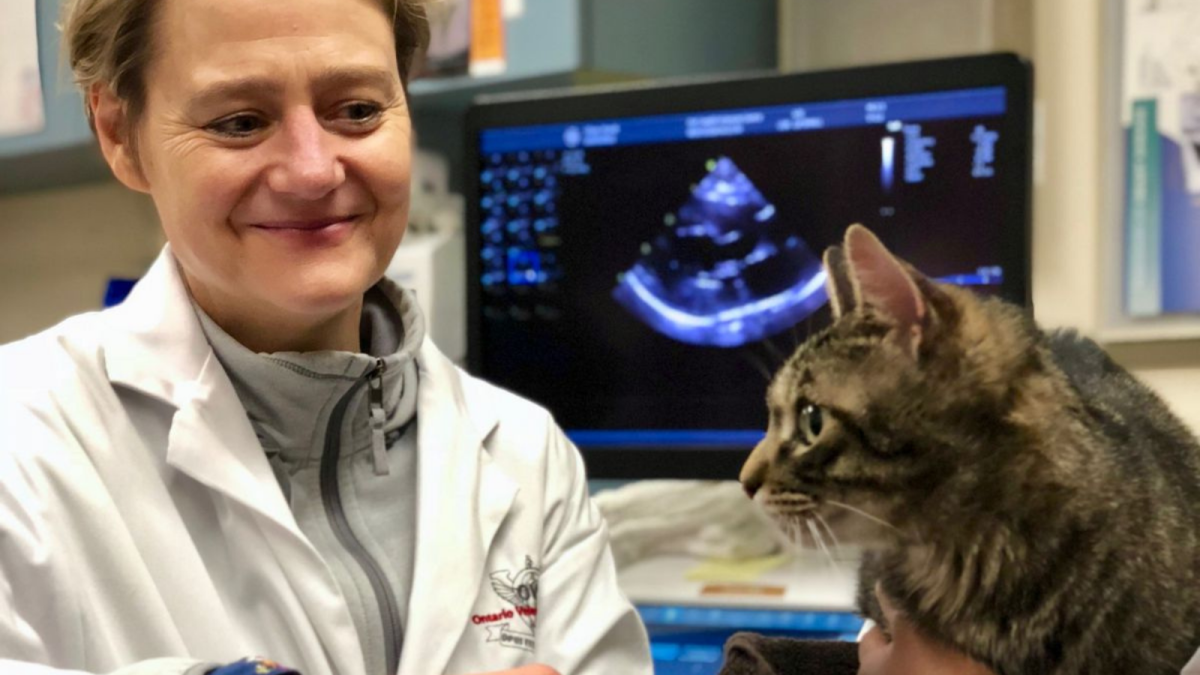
[102,246,305,547]
[401,338,515,675]
[104,245,212,408]
[104,246,518,675]
[102,247,366,675]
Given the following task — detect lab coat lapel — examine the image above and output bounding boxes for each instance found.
[164,350,300,538]
[165,355,367,675]
[400,340,516,675]
[105,247,302,538]
[104,247,365,675]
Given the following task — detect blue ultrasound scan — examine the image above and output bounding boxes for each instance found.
[612,157,828,348]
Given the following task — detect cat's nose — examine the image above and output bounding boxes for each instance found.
[742,480,760,499]
[740,438,770,499]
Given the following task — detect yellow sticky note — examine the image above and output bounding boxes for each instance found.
[684,553,790,583]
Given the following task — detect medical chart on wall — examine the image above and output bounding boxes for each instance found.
[1122,0,1200,317]
[0,0,46,138]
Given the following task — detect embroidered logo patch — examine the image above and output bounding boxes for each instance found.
[209,657,300,675]
[472,555,540,652]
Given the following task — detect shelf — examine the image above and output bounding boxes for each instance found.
[1097,321,1200,344]
[410,70,637,111]
[0,142,109,194]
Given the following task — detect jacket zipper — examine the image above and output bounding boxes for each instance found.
[320,358,402,675]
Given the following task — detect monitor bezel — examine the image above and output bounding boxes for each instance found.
[463,53,1033,480]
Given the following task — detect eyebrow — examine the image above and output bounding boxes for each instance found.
[186,66,400,110]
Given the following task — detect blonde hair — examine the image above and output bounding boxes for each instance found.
[61,0,429,130]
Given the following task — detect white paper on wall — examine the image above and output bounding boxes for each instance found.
[502,0,524,19]
[0,0,46,138]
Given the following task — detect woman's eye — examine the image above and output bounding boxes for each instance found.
[206,114,266,138]
[798,403,824,445]
[338,102,383,125]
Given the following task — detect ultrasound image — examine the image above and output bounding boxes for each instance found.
[611,157,827,347]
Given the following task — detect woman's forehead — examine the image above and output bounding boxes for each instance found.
[150,0,398,83]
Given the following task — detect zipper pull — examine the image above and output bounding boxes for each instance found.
[368,358,389,476]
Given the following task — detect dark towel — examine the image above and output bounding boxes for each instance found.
[718,632,860,675]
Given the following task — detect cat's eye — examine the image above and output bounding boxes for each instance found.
[798,404,824,445]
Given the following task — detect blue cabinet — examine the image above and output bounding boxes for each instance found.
[0,0,109,193]
[1,0,776,194]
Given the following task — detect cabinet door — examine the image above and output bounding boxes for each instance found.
[0,0,108,193]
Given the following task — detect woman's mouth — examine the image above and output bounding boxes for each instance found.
[250,215,360,246]
[253,215,358,230]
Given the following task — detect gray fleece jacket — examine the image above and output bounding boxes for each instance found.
[194,278,424,675]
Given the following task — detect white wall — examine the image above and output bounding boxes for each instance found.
[779,0,1200,433]
[0,181,161,343]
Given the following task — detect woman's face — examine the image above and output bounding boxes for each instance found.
[133,0,411,324]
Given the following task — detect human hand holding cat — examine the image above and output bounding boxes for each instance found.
[858,585,995,675]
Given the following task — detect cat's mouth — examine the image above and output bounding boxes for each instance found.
[757,488,895,552]
[756,489,838,551]
[760,489,820,518]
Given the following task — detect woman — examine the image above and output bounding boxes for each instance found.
[0,0,651,674]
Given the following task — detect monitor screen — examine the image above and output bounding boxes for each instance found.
[465,54,1031,479]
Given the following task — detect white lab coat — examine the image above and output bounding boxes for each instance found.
[1186,648,1200,675]
[0,248,652,675]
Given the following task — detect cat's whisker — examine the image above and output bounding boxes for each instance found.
[738,351,773,383]
[824,499,903,537]
[806,519,838,572]
[781,519,799,551]
[790,519,809,552]
[815,513,844,557]
[759,337,787,368]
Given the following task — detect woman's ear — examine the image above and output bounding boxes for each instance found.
[90,84,150,193]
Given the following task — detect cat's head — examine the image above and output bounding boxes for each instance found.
[740,224,1039,544]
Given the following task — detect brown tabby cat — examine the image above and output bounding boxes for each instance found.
[740,224,1200,675]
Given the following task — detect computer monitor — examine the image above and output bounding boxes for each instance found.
[464,54,1032,480]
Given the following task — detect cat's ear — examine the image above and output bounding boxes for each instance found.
[822,245,857,319]
[843,224,926,354]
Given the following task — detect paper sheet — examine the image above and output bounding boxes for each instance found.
[502,0,524,19]
[0,0,45,138]
[684,553,791,583]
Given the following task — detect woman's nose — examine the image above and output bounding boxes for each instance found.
[267,110,346,199]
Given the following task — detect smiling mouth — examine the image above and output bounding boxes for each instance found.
[253,215,359,230]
